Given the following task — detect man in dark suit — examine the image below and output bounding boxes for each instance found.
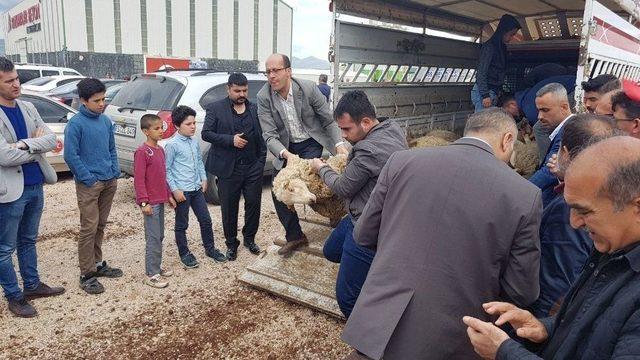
[202,73,267,260]
[342,108,542,360]
[257,53,348,256]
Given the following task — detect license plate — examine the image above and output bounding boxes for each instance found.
[114,123,136,138]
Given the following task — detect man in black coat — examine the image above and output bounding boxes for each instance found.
[202,73,267,260]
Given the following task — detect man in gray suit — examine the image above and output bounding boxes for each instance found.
[0,57,65,318]
[342,108,543,360]
[257,53,348,255]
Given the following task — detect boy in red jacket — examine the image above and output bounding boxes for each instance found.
[134,114,176,288]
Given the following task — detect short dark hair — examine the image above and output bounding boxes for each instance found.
[140,113,161,130]
[319,74,328,83]
[228,72,248,86]
[171,105,196,127]
[333,90,376,124]
[0,57,15,73]
[77,78,106,100]
[497,92,516,107]
[612,91,640,120]
[561,114,617,159]
[278,54,291,68]
[581,74,621,94]
[463,108,516,136]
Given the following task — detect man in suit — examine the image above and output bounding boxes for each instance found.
[342,108,542,360]
[529,83,573,207]
[202,73,267,261]
[257,53,348,256]
[0,57,65,318]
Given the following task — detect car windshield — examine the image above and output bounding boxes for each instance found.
[111,76,184,110]
[49,80,81,95]
[24,77,54,86]
[105,83,125,97]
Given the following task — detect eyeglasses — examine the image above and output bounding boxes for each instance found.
[264,67,289,75]
[614,116,637,123]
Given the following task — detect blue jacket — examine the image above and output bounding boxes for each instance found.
[498,244,640,359]
[516,75,576,126]
[529,126,563,207]
[63,105,120,186]
[529,192,592,318]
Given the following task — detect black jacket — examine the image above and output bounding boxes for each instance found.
[476,14,520,98]
[498,244,640,359]
[201,98,267,179]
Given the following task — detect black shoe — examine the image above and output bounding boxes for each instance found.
[205,248,227,263]
[8,298,37,318]
[244,242,261,255]
[180,253,200,269]
[80,274,105,295]
[226,248,238,261]
[23,282,66,300]
[96,261,123,278]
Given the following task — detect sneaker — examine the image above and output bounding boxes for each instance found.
[160,268,174,277]
[23,282,65,300]
[180,253,199,269]
[205,248,227,263]
[96,261,124,278]
[144,274,168,288]
[80,274,105,295]
[7,298,37,318]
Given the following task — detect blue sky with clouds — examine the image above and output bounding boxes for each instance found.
[0,0,331,59]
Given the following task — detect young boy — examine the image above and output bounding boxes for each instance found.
[165,105,227,267]
[134,114,177,288]
[64,78,123,295]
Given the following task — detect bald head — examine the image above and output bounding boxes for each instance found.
[265,53,293,94]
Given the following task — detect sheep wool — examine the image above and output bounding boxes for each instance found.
[510,138,539,178]
[409,135,451,148]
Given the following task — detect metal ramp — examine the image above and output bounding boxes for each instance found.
[238,220,344,319]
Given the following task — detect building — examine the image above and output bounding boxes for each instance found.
[2,0,293,77]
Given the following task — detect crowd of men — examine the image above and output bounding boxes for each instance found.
[2,51,640,359]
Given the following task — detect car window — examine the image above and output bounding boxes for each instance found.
[21,95,70,123]
[105,83,124,98]
[111,76,184,110]
[24,77,53,86]
[50,80,80,95]
[17,69,41,83]
[42,70,59,77]
[199,80,266,109]
[57,78,80,86]
[63,71,79,76]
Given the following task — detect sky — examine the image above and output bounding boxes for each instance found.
[0,0,332,59]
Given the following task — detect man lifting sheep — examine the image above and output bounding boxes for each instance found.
[308,90,408,318]
[257,53,349,256]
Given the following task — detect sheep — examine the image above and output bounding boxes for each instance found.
[425,129,460,142]
[273,154,348,224]
[510,137,539,178]
[409,135,452,148]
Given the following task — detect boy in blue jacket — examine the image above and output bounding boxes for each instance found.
[64,78,123,295]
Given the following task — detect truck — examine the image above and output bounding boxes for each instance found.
[240,0,640,318]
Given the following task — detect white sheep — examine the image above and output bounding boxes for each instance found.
[273,154,348,224]
[510,137,539,178]
[408,129,459,149]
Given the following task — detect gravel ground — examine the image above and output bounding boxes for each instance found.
[0,175,350,359]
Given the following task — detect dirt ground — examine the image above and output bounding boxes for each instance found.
[0,175,351,359]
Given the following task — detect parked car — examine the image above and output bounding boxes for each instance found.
[16,64,82,84]
[106,70,270,205]
[23,75,85,93]
[104,82,126,106]
[20,90,77,172]
[45,79,125,108]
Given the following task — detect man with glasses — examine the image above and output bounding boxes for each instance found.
[257,53,348,256]
[611,80,640,139]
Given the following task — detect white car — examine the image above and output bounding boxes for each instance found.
[16,64,82,84]
[20,91,77,172]
[106,70,271,205]
[22,75,85,93]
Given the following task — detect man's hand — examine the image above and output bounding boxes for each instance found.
[201,180,208,193]
[310,158,327,173]
[336,144,349,156]
[483,302,548,343]
[32,127,45,138]
[281,150,293,160]
[141,204,153,216]
[233,133,248,149]
[482,97,493,108]
[168,197,177,209]
[173,190,186,203]
[463,316,510,359]
[546,153,562,179]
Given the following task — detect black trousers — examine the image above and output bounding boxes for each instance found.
[271,138,324,242]
[217,160,264,250]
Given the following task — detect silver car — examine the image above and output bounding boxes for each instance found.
[105,70,272,205]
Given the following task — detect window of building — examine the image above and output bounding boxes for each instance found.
[84,0,94,52]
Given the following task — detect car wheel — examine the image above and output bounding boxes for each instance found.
[204,172,220,205]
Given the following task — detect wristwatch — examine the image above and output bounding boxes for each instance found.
[140,202,148,207]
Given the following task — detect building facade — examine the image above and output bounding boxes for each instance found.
[2,0,293,77]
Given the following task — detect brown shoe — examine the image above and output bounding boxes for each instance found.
[277,235,309,256]
[8,298,37,318]
[343,350,372,360]
[23,282,66,300]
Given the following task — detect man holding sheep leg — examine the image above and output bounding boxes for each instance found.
[257,53,348,256]
[310,90,408,319]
